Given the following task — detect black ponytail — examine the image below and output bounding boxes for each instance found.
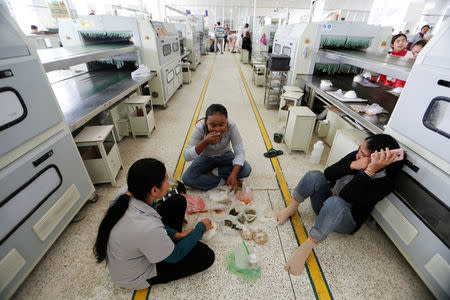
[93,158,166,263]
[201,104,228,133]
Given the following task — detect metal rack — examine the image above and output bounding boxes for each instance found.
[264,70,287,105]
[318,49,413,81]
[297,74,399,134]
[37,44,138,72]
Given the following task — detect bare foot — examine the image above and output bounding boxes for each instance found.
[284,238,316,276]
[276,200,300,225]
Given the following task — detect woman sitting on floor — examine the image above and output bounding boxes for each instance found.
[94,158,215,290]
[277,134,404,275]
[182,104,252,193]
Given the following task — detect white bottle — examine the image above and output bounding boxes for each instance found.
[309,141,324,164]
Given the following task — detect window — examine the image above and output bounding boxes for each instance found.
[175,65,181,74]
[282,46,291,56]
[163,44,171,56]
[423,97,450,138]
[0,87,27,132]
[172,42,179,52]
[274,43,281,54]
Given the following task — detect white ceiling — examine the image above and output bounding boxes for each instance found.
[162,0,311,9]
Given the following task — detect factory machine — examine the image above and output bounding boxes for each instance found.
[378,20,450,299]
[193,15,209,55]
[172,15,201,70]
[0,7,94,299]
[291,19,449,298]
[137,20,182,106]
[272,21,391,84]
[59,15,182,107]
[252,24,277,63]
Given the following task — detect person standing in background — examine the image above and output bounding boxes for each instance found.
[241,31,252,61]
[214,22,225,54]
[407,25,430,50]
[224,24,230,49]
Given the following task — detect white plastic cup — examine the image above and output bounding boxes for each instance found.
[309,141,324,164]
[248,253,258,268]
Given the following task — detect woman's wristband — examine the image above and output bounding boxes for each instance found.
[365,169,375,178]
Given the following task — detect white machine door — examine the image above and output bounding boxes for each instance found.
[0,129,91,245]
[0,57,63,157]
[388,65,450,164]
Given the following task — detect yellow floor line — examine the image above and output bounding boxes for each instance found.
[233,56,333,300]
[132,53,217,300]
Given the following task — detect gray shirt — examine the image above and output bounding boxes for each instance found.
[107,198,174,290]
[184,119,245,166]
[332,169,387,196]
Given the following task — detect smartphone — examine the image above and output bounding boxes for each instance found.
[371,148,404,162]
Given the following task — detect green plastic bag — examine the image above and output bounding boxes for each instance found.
[226,252,261,282]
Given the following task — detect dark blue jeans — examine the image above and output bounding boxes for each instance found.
[182,151,251,190]
[293,170,356,242]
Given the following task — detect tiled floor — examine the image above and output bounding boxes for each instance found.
[12,52,433,300]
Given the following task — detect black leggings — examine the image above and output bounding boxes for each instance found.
[148,194,215,285]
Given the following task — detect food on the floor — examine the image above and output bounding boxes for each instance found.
[237,209,257,224]
[237,185,254,204]
[240,225,253,240]
[229,208,239,216]
[209,190,231,204]
[183,194,205,214]
[252,229,268,244]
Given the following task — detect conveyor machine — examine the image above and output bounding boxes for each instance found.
[59,16,182,107]
[272,21,392,84]
[379,20,450,299]
[173,15,201,70]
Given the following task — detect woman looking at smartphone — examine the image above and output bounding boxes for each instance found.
[276,134,404,276]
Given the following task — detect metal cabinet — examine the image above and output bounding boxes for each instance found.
[0,130,92,298]
[284,106,316,153]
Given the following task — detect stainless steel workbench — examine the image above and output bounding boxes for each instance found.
[297,74,399,134]
[50,70,155,131]
[38,44,138,72]
[318,49,413,81]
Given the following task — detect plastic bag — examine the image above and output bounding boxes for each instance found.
[183,194,205,214]
[221,219,242,235]
[226,241,261,281]
[237,184,254,205]
[240,224,253,240]
[201,221,217,242]
[252,229,268,244]
[365,103,383,115]
[236,209,257,224]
